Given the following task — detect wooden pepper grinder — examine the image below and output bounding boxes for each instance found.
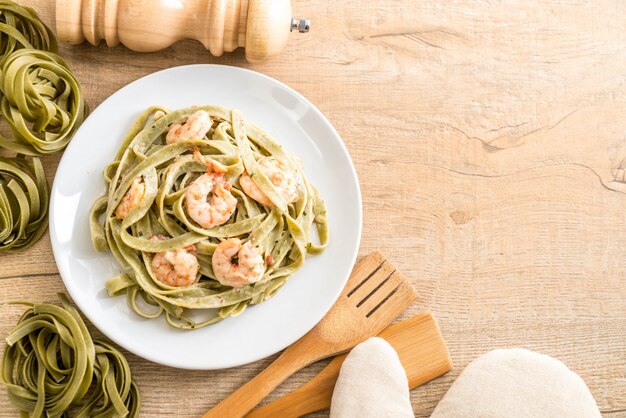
[55,0,310,62]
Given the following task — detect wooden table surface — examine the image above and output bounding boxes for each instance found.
[1,0,626,416]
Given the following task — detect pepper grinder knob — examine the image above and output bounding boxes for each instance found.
[291,17,310,33]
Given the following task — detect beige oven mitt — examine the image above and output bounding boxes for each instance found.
[330,337,414,418]
[431,348,601,418]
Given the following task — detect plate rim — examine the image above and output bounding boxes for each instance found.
[49,64,362,369]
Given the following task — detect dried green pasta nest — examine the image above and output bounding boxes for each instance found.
[0,0,57,62]
[0,1,87,253]
[1,294,140,417]
[0,48,87,155]
[0,155,48,252]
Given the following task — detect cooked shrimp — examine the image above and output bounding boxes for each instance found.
[115,176,145,219]
[212,238,265,288]
[185,172,237,228]
[239,157,299,207]
[166,110,212,144]
[149,235,199,287]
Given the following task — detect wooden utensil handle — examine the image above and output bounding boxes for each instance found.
[203,342,322,418]
[56,0,301,62]
[246,355,345,418]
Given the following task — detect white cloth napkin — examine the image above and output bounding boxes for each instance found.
[330,337,414,418]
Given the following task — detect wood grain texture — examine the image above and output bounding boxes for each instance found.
[1,0,625,416]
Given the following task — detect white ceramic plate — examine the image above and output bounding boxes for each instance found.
[50,65,361,370]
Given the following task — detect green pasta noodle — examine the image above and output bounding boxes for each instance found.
[0,1,85,155]
[0,0,57,63]
[90,106,329,329]
[0,1,87,252]
[1,294,140,417]
[0,155,48,252]
[0,48,87,155]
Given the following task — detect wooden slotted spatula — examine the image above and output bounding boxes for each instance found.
[246,311,452,417]
[203,251,417,418]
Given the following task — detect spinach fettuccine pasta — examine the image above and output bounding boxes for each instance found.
[0,0,57,61]
[0,155,47,252]
[90,106,329,329]
[0,48,87,155]
[0,0,86,156]
[0,1,87,253]
[1,294,140,417]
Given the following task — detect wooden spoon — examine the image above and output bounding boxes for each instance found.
[203,251,417,418]
[246,311,452,417]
